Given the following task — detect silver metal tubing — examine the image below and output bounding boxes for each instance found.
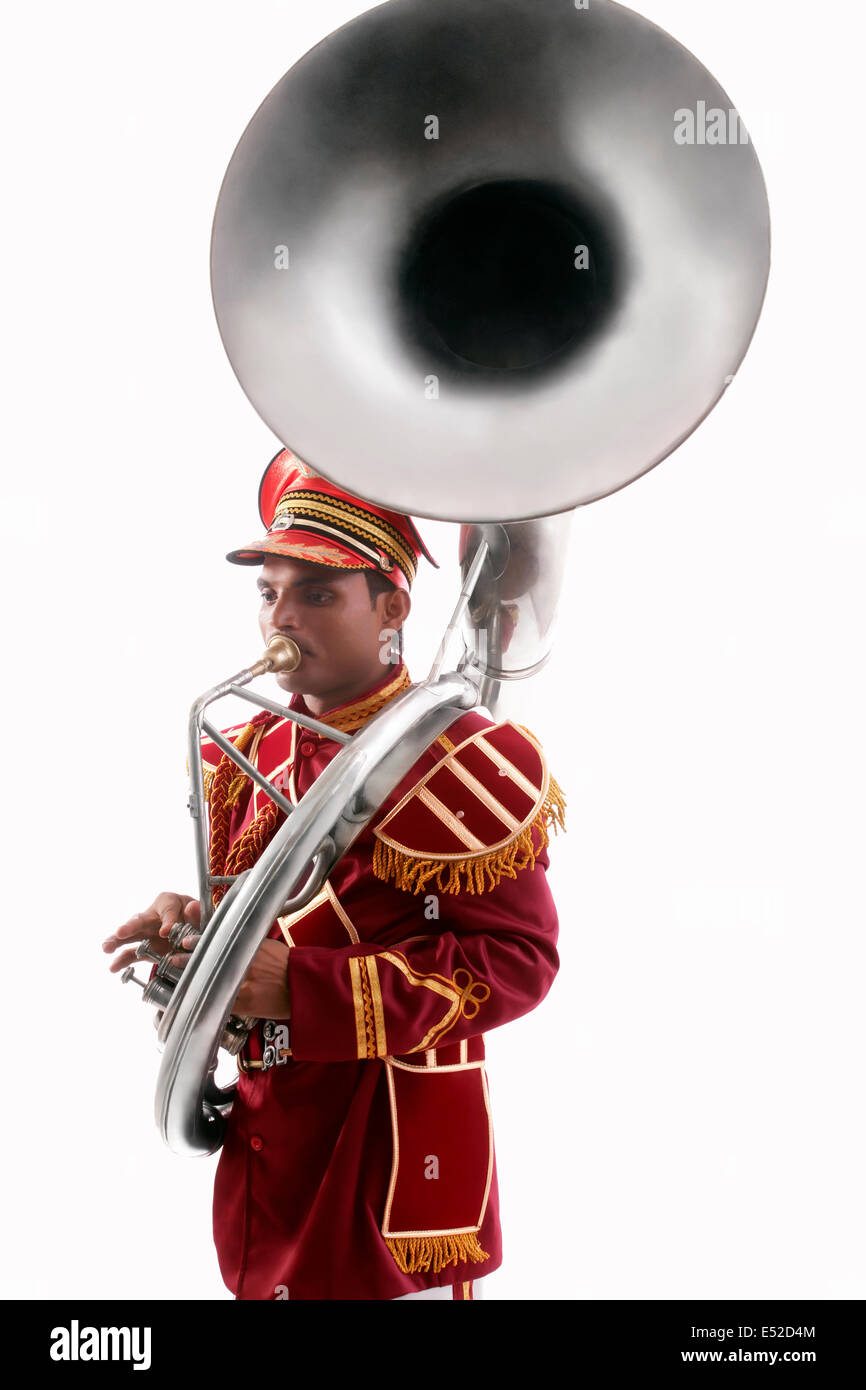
[200,719,295,819]
[427,539,490,683]
[225,685,353,743]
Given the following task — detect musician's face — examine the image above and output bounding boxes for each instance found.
[256,556,410,712]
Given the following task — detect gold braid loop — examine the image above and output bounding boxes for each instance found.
[216,799,281,907]
[208,711,281,908]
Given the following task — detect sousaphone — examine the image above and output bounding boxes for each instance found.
[128,0,770,1154]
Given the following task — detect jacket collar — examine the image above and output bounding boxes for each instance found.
[290,660,412,735]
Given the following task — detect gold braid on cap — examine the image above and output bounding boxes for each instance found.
[272,490,417,584]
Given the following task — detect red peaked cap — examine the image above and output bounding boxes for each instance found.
[226,448,438,593]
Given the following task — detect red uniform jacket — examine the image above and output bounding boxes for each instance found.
[204,660,563,1299]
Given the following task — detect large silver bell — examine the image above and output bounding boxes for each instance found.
[211,0,770,523]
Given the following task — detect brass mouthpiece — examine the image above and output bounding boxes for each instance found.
[249,634,303,678]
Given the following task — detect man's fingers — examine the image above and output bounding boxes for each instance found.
[158,900,202,940]
[104,896,201,976]
[168,931,201,955]
[106,936,172,972]
[103,895,198,952]
[108,948,135,973]
[157,896,194,935]
[108,946,148,973]
[102,909,161,951]
[109,945,191,977]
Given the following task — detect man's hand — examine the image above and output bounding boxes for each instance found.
[102,892,202,973]
[104,895,289,1020]
[232,939,292,1019]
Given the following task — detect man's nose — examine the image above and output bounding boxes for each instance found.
[267,592,303,631]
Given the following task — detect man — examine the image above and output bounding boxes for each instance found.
[104,447,565,1300]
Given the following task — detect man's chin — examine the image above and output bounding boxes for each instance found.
[275,668,307,687]
[274,661,317,693]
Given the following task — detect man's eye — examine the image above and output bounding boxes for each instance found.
[259,590,331,604]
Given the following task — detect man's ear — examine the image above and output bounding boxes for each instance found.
[381,587,411,628]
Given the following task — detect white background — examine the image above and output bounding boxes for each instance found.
[1,0,864,1300]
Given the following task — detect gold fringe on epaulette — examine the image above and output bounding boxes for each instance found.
[372,773,567,896]
[385,1232,490,1274]
[543,771,567,834]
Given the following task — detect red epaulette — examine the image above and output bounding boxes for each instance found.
[371,720,566,895]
